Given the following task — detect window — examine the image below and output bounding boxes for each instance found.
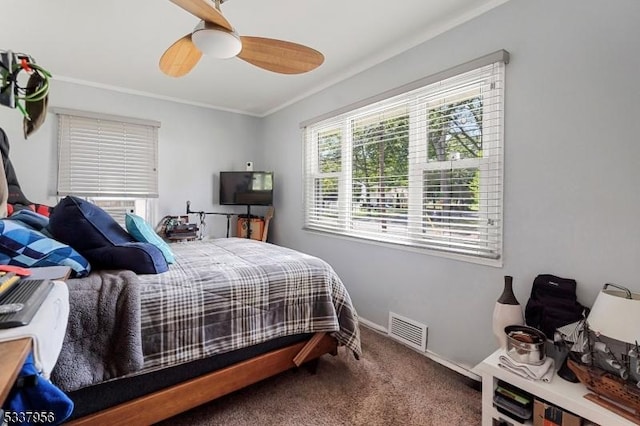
[303,51,507,263]
[56,109,160,225]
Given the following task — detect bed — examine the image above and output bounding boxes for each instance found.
[49,237,361,425]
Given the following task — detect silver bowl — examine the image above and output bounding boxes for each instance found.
[504,325,547,365]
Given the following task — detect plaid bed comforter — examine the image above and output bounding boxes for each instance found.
[138,238,361,370]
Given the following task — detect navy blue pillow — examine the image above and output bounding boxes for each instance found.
[49,196,134,250]
[49,196,168,274]
[84,243,168,274]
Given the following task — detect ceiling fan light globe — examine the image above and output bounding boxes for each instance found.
[192,26,241,59]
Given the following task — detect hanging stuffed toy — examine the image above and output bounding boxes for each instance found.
[0,50,51,138]
[23,69,49,139]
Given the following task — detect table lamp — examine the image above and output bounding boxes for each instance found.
[588,283,640,346]
[569,283,640,423]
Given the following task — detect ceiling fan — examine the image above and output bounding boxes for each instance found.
[160,0,324,77]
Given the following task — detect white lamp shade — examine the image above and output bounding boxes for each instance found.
[192,24,241,59]
[587,287,640,344]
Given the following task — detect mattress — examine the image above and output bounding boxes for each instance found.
[66,333,311,420]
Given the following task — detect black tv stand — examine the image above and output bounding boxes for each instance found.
[238,205,261,239]
[185,201,262,239]
[245,205,252,239]
[185,201,235,238]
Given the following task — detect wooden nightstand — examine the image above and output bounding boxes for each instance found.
[0,337,31,404]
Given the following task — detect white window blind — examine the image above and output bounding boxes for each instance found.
[85,198,136,225]
[303,52,506,262]
[57,111,159,198]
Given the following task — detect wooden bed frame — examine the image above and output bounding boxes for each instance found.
[68,332,338,425]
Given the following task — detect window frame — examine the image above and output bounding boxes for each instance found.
[302,51,508,265]
[54,108,160,225]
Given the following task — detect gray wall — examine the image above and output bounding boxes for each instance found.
[261,0,640,369]
[0,80,261,238]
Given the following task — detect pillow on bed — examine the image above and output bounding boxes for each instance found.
[0,219,90,277]
[48,196,168,274]
[48,196,134,250]
[83,242,168,274]
[125,213,175,264]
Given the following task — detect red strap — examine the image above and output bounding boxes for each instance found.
[0,265,31,276]
[20,58,32,72]
[35,204,52,217]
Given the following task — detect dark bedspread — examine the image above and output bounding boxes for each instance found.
[138,238,361,371]
[52,238,361,391]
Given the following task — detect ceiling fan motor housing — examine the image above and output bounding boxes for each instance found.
[192,21,241,58]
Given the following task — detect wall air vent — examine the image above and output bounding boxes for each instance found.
[388,312,427,352]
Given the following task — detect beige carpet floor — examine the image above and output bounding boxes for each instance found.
[157,326,482,426]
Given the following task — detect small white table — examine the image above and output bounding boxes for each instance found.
[0,280,69,378]
[473,349,636,426]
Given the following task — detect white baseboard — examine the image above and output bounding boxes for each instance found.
[358,317,481,382]
[359,317,387,333]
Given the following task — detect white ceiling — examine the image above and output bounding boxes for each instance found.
[2,0,509,116]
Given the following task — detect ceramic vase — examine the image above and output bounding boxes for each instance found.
[492,275,524,349]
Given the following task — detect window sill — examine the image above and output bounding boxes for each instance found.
[302,227,503,268]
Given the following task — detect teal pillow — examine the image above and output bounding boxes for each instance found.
[125,213,175,264]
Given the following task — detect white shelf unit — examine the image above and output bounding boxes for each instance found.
[474,349,636,426]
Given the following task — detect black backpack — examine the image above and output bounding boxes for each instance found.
[524,274,589,339]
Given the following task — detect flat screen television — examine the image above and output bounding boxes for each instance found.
[219,171,274,206]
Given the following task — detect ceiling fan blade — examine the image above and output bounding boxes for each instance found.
[237,36,324,74]
[170,0,233,31]
[159,34,203,77]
